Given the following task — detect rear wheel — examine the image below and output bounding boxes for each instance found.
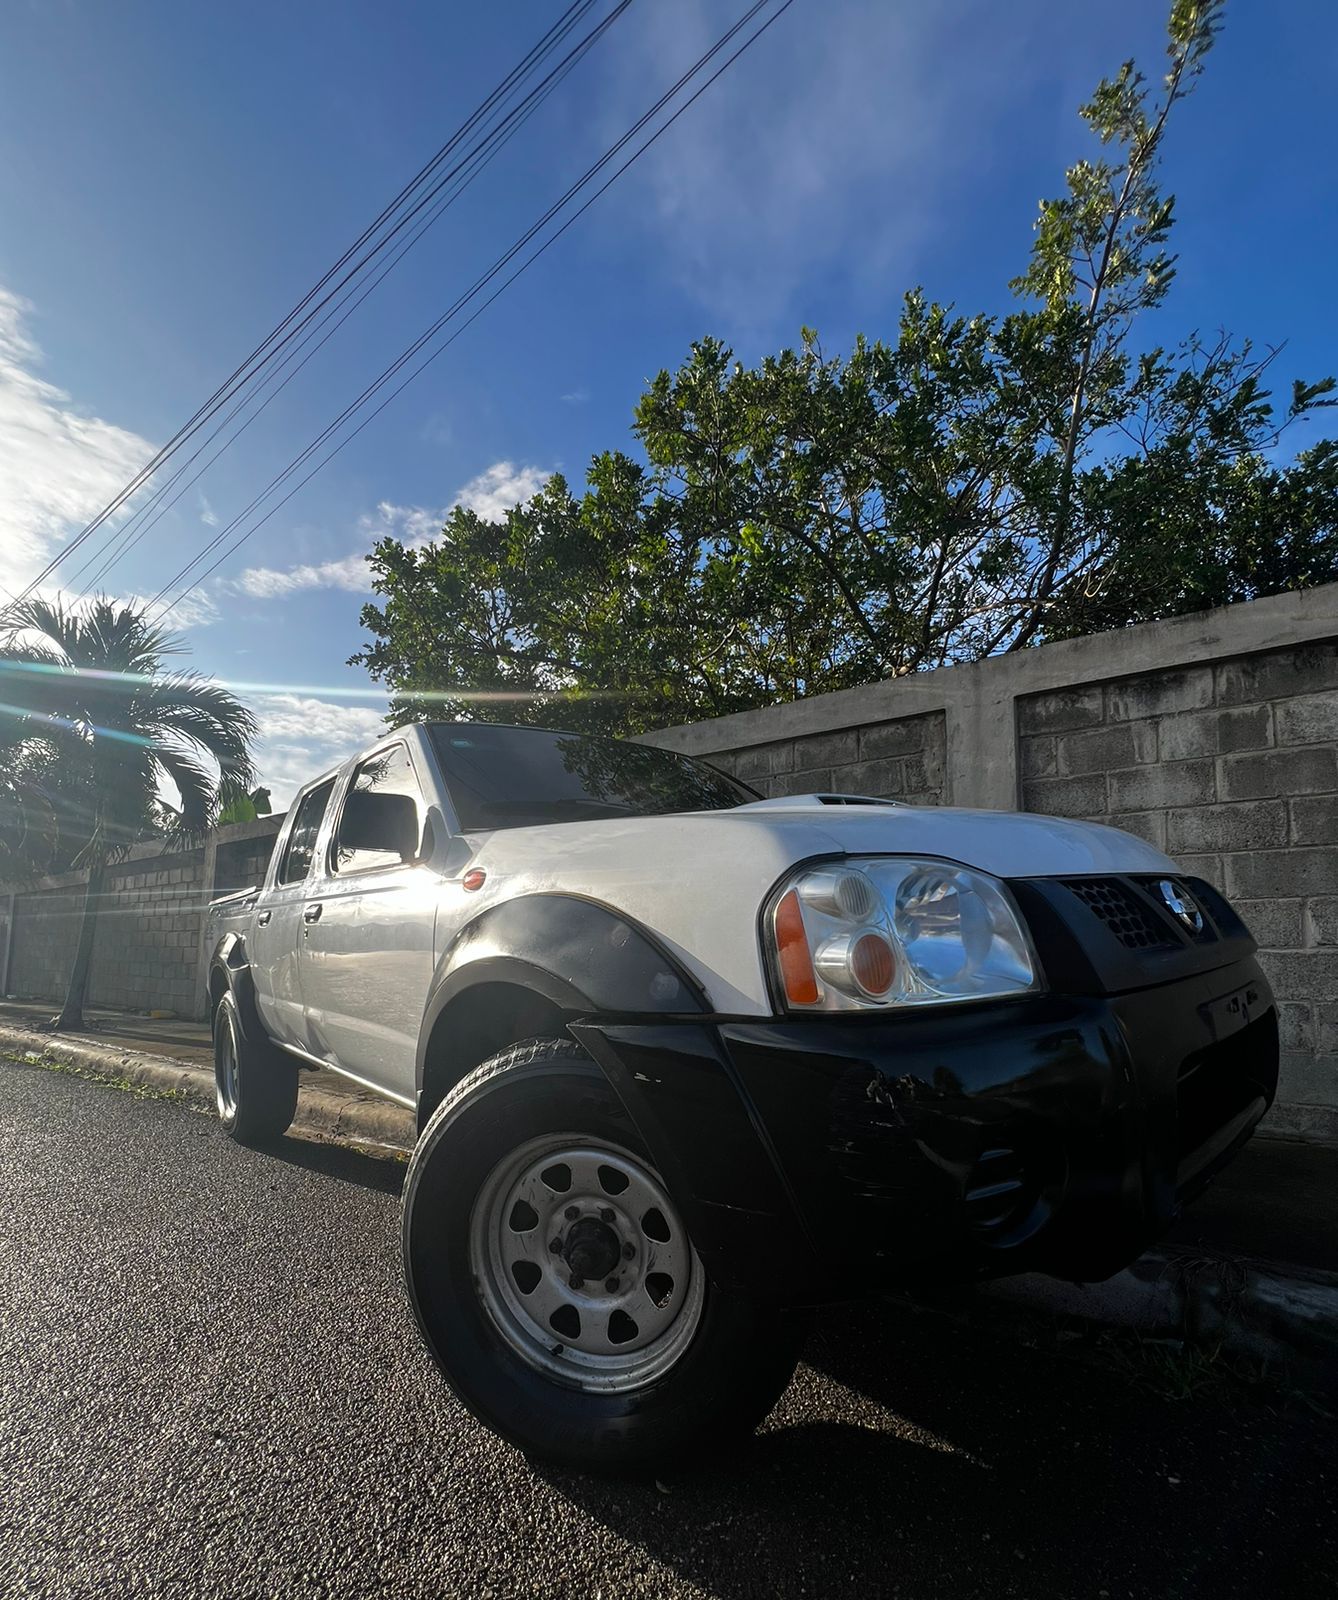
[213,988,298,1144]
[403,1037,804,1472]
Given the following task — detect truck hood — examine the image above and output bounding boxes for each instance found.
[465,797,1173,885]
[717,795,1174,878]
[457,798,1175,1015]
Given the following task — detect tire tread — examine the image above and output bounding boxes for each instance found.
[404,1034,804,1472]
[215,989,299,1144]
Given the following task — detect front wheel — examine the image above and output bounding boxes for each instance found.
[213,988,299,1144]
[402,1038,804,1472]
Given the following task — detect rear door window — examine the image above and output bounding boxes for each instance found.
[277,779,335,885]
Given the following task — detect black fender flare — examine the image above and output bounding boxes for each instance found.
[414,893,708,1092]
[417,896,814,1296]
[206,934,272,1051]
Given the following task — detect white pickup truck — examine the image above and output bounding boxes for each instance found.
[205,719,1277,1470]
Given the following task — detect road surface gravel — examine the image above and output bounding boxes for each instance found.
[1,1059,1333,1599]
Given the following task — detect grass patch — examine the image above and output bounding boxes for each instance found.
[914,1291,1295,1407]
[3,1048,187,1102]
[1082,1327,1270,1404]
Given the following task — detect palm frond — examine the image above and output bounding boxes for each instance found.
[0,596,78,658]
[1,595,184,677]
[0,596,257,873]
[132,674,258,783]
[0,758,60,879]
[79,597,185,674]
[151,745,217,838]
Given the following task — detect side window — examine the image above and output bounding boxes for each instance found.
[332,744,424,874]
[277,779,335,885]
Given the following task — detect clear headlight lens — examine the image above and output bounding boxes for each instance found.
[766,856,1040,1012]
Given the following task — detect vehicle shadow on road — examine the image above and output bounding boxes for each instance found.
[260,1132,407,1197]
[538,1299,1332,1599]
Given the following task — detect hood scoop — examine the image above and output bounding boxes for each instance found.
[736,793,903,811]
[813,794,901,807]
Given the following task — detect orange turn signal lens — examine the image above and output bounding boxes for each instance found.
[775,888,820,1006]
[462,868,487,892]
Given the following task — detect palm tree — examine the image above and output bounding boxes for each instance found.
[0,704,60,879]
[0,597,257,1031]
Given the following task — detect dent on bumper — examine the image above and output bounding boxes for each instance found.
[572,956,1278,1302]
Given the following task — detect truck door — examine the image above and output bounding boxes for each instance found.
[297,742,436,1104]
[249,776,336,1048]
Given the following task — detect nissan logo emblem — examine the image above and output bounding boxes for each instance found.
[1157,878,1204,934]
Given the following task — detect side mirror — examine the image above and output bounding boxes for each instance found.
[338,790,421,863]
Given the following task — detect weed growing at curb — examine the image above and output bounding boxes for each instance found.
[3,1049,188,1103]
[1084,1327,1270,1404]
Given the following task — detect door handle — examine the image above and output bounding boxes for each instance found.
[256,909,272,926]
[303,903,323,924]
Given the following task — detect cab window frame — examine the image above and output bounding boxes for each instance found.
[327,740,427,879]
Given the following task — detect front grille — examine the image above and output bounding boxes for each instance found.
[1064,878,1180,950]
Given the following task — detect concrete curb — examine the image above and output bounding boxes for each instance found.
[0,1021,413,1156]
[981,1245,1338,1379]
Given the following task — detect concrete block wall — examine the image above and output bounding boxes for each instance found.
[643,584,1338,1141]
[90,851,211,1017]
[214,824,286,898]
[9,857,206,1019]
[1018,646,1338,1141]
[706,710,946,804]
[1,815,283,1021]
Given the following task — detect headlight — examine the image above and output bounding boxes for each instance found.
[765,856,1040,1012]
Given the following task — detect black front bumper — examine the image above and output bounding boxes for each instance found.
[572,955,1278,1302]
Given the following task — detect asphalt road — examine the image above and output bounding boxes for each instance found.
[2,1063,1333,1600]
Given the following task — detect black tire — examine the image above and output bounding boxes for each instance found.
[213,988,299,1145]
[402,1037,805,1473]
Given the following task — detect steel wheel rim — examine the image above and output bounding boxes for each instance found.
[470,1134,705,1393]
[215,1022,239,1118]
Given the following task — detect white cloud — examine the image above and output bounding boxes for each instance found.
[451,460,551,522]
[199,493,219,527]
[132,587,221,631]
[250,693,390,807]
[235,552,372,600]
[233,459,551,601]
[0,284,156,597]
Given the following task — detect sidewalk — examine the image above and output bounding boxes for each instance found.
[3,998,1334,1375]
[0,999,414,1152]
[0,999,216,1068]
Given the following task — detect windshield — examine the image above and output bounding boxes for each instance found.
[426,722,756,831]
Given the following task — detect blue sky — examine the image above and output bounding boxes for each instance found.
[2,0,1335,802]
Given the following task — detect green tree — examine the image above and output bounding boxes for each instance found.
[0,727,59,881]
[0,598,257,1030]
[353,0,1335,735]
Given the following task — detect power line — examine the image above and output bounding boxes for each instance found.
[71,1,628,600]
[59,0,610,600]
[149,0,797,622]
[13,0,604,605]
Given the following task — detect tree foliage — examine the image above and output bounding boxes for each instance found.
[353,0,1336,736]
[0,598,257,1027]
[0,597,257,872]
